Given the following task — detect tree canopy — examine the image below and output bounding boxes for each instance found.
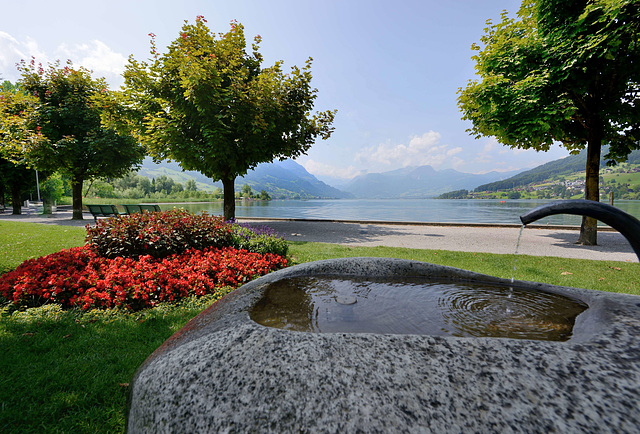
[457,0,640,245]
[117,17,335,220]
[0,81,41,214]
[18,60,145,219]
[0,80,41,164]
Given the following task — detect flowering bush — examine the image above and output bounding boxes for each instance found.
[85,209,234,259]
[230,223,288,257]
[0,245,287,312]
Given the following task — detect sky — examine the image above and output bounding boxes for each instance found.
[1,0,571,185]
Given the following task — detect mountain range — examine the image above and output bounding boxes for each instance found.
[340,166,521,198]
[137,158,353,199]
[136,158,521,199]
[135,147,640,199]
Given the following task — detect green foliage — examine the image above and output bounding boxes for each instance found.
[476,148,593,191]
[231,223,288,257]
[83,209,290,260]
[0,82,41,162]
[0,158,36,213]
[85,209,233,259]
[83,171,221,200]
[85,179,116,198]
[39,171,65,202]
[258,189,271,200]
[17,60,145,218]
[458,0,640,243]
[458,0,640,160]
[241,184,253,197]
[117,16,335,220]
[0,81,42,213]
[437,189,469,199]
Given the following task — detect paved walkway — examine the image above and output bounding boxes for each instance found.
[0,209,636,262]
[238,219,637,263]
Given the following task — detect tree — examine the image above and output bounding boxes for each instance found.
[154,175,175,194]
[0,158,36,214]
[241,184,253,198]
[0,81,41,214]
[18,60,145,219]
[118,17,335,220]
[185,179,197,192]
[0,81,40,162]
[258,189,271,201]
[458,0,640,245]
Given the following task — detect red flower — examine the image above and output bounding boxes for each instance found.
[0,245,286,312]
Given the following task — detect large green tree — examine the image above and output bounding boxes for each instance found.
[0,80,42,214]
[18,60,145,219]
[458,0,640,245]
[117,17,335,220]
[0,158,37,214]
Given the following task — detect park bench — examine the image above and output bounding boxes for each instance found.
[86,204,124,222]
[86,204,162,222]
[123,204,161,214]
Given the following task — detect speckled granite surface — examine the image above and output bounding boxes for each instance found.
[127,258,640,433]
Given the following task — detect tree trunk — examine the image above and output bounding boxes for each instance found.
[71,177,84,220]
[222,176,236,221]
[577,136,602,246]
[11,182,22,215]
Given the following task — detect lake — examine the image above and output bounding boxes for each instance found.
[162,199,640,226]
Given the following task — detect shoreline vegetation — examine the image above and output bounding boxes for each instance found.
[438,161,640,201]
[1,219,639,432]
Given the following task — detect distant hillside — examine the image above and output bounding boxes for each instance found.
[137,158,353,199]
[342,165,521,198]
[475,148,640,192]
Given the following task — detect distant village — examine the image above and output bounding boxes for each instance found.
[441,165,640,201]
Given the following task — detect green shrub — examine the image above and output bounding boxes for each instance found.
[85,209,233,259]
[231,223,289,257]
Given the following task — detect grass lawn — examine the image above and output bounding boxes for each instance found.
[0,221,87,274]
[1,220,639,433]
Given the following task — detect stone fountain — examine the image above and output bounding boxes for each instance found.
[127,201,640,433]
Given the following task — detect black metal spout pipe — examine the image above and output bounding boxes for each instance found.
[520,199,640,262]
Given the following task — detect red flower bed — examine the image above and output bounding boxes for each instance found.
[0,246,287,311]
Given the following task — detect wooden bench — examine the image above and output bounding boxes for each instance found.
[123,204,161,214]
[86,204,124,222]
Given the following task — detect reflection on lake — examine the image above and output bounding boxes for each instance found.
[162,199,640,226]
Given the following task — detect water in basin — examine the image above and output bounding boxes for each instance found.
[250,276,588,341]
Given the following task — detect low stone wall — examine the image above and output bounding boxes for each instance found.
[127,258,640,433]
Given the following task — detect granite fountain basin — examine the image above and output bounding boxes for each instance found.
[127,257,640,433]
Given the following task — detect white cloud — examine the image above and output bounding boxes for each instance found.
[301,159,363,180]
[55,40,127,86]
[0,32,126,87]
[511,147,534,155]
[482,140,497,153]
[355,131,463,169]
[0,32,48,81]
